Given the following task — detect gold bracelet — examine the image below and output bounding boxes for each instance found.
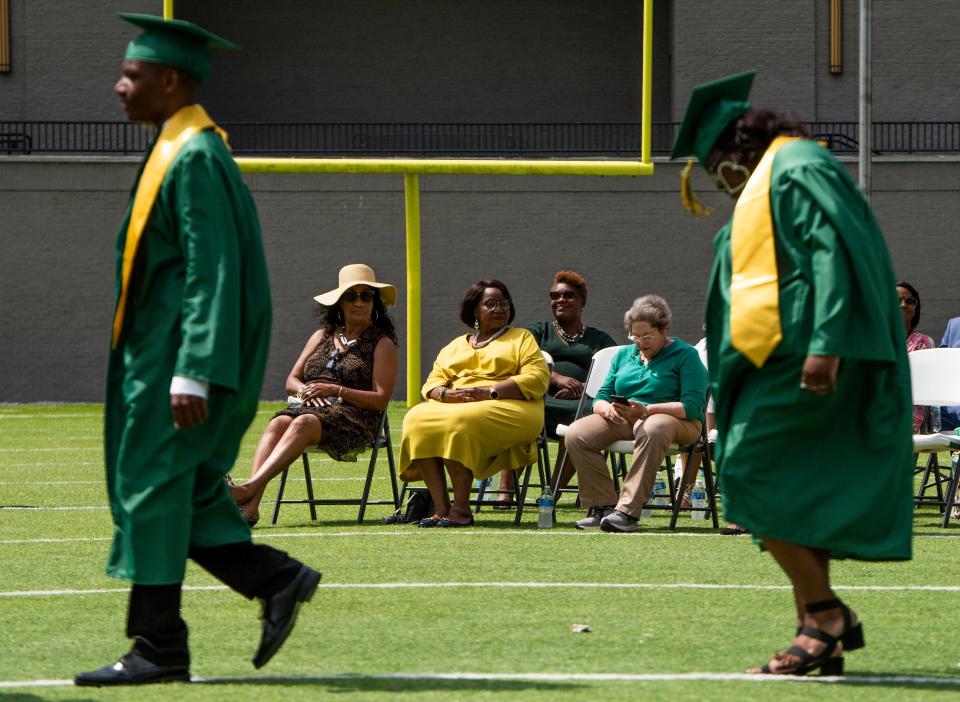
[338,385,344,398]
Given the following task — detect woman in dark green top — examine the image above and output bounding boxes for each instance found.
[495,271,615,504]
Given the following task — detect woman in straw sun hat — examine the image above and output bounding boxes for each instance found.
[229,264,398,525]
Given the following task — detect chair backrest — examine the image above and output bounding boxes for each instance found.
[566,345,628,423]
[909,348,960,405]
[584,345,626,398]
[541,349,554,369]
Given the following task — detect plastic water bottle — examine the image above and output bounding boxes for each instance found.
[652,476,669,508]
[537,487,554,528]
[640,482,655,520]
[691,476,708,521]
[475,477,494,501]
[930,406,942,433]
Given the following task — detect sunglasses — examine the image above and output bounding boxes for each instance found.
[481,299,511,312]
[549,290,578,301]
[898,296,918,306]
[323,348,345,370]
[342,290,376,303]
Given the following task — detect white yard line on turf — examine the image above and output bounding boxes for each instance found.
[3,672,960,687]
[4,530,960,545]
[5,582,960,598]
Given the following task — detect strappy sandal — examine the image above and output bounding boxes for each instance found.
[493,491,515,511]
[751,597,863,676]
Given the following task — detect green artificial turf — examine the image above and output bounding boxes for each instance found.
[2,402,960,701]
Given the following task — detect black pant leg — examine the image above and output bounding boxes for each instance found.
[189,541,302,600]
[126,584,190,666]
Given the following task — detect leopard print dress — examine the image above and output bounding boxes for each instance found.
[274,325,389,461]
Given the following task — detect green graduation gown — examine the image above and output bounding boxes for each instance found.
[705,139,913,561]
[104,126,271,584]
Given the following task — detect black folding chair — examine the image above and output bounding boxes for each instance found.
[272,411,400,524]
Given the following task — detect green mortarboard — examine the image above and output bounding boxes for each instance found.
[119,13,238,84]
[670,70,756,163]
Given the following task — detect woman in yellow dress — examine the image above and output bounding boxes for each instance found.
[399,279,550,527]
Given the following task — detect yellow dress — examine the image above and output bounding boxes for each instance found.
[399,327,549,481]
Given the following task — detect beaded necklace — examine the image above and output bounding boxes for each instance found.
[471,325,509,349]
[553,319,585,345]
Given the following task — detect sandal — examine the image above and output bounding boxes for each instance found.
[493,491,515,511]
[750,598,862,676]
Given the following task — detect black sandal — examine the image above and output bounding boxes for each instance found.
[752,598,862,676]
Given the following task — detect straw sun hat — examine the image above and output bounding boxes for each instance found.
[313,263,397,307]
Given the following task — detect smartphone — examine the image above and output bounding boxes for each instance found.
[610,395,631,405]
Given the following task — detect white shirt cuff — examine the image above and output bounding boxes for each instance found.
[170,376,209,399]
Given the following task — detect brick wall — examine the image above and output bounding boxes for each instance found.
[1,155,957,402]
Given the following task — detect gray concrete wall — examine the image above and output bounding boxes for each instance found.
[1,155,958,402]
[0,0,670,124]
[5,2,960,126]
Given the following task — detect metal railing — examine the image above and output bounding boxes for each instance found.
[2,121,959,156]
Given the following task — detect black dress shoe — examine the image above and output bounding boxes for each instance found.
[74,651,190,686]
[252,564,322,669]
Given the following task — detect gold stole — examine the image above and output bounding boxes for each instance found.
[729,136,802,367]
[111,104,230,348]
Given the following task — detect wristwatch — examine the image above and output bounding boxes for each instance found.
[437,387,447,401]
[489,388,500,400]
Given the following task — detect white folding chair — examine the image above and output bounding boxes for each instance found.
[909,348,960,526]
[555,345,717,528]
[553,345,623,503]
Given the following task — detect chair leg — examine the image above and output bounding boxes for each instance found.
[515,464,533,526]
[385,424,400,510]
[271,467,289,525]
[302,454,318,521]
[357,442,379,523]
[703,453,720,528]
[942,456,960,528]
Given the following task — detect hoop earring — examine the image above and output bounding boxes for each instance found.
[474,318,480,330]
[336,308,344,324]
[372,309,379,322]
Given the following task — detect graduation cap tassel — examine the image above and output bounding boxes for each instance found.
[680,159,712,217]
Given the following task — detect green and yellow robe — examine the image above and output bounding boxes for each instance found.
[705,139,913,561]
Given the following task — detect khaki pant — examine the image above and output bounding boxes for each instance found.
[564,413,702,517]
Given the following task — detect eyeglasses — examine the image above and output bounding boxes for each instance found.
[899,295,918,306]
[549,290,578,301]
[342,290,376,303]
[628,334,656,343]
[481,299,511,312]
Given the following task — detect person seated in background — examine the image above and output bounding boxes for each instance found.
[898,280,934,432]
[398,279,549,527]
[939,316,960,431]
[564,294,708,533]
[493,270,616,507]
[229,264,398,525]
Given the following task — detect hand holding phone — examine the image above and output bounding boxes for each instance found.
[610,395,631,405]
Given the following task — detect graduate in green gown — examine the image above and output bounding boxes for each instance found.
[76,14,320,687]
[671,72,912,677]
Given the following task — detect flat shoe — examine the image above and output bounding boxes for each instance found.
[75,651,190,687]
[253,564,321,669]
[436,516,475,528]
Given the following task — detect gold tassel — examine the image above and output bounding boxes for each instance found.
[680,159,712,217]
